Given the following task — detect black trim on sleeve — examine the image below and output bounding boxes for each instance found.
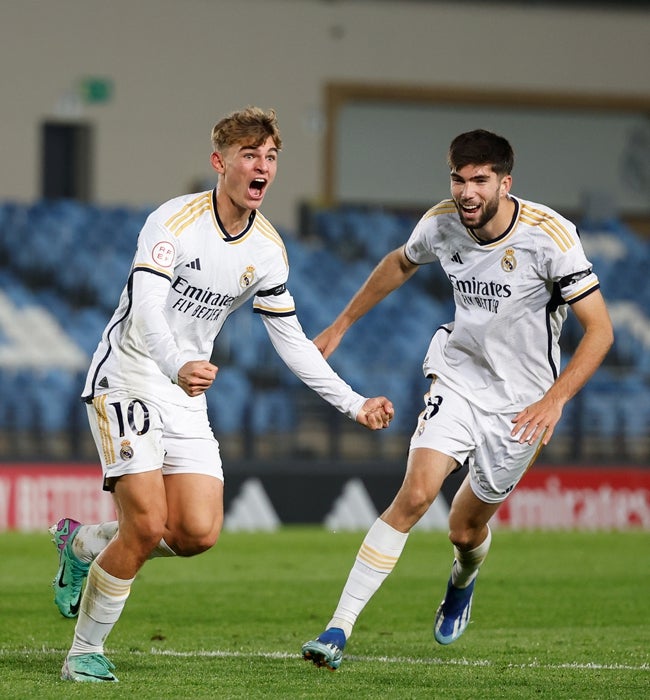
[567,284,600,305]
[402,244,423,266]
[257,283,287,297]
[253,308,297,317]
[402,244,422,267]
[559,268,592,289]
[132,265,173,282]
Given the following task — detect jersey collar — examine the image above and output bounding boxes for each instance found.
[212,188,256,242]
[467,196,520,247]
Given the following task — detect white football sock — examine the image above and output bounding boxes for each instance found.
[328,518,408,639]
[149,538,176,558]
[72,523,176,562]
[71,522,118,564]
[451,526,492,589]
[68,561,134,656]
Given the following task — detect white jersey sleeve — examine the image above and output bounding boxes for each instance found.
[260,311,366,421]
[130,265,184,383]
[403,203,451,265]
[120,211,206,384]
[524,203,600,304]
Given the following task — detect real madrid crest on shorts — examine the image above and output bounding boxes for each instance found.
[120,440,134,461]
[240,265,256,288]
[501,248,517,272]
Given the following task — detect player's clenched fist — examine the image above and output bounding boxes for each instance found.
[356,397,395,430]
[177,360,219,397]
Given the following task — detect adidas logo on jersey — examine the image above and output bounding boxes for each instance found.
[451,252,463,264]
[186,258,201,270]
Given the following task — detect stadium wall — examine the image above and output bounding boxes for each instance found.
[0,0,648,231]
[2,462,649,532]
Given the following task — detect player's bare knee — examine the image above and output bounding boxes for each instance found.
[191,531,219,555]
[172,527,221,557]
[399,486,435,521]
[448,525,485,551]
[448,525,474,551]
[120,519,166,557]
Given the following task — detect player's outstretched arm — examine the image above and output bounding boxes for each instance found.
[313,324,345,359]
[314,247,419,360]
[262,310,396,425]
[355,396,395,430]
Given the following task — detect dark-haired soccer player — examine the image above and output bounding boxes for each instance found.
[302,129,613,670]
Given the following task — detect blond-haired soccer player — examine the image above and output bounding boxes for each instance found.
[302,129,613,670]
[49,106,393,682]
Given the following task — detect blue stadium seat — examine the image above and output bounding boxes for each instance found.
[206,367,252,434]
[0,369,36,430]
[29,368,80,432]
[249,388,295,435]
[582,391,619,438]
[1,199,649,448]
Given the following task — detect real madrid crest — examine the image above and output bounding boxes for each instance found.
[501,248,517,272]
[240,265,256,288]
[120,440,134,461]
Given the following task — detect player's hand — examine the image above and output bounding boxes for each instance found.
[177,360,218,397]
[356,397,395,430]
[511,395,564,446]
[313,324,346,360]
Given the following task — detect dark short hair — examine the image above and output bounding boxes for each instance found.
[447,129,514,176]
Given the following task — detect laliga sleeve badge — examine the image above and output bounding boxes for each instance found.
[120,440,134,461]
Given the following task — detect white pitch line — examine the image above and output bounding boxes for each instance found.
[2,647,648,672]
[149,648,650,672]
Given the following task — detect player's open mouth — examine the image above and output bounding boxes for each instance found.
[249,178,267,199]
[460,203,480,213]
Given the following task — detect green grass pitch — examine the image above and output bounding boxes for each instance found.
[0,527,648,698]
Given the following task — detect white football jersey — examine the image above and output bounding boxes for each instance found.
[405,195,600,413]
[83,190,365,419]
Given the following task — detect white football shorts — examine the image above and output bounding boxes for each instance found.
[409,376,544,504]
[86,389,223,491]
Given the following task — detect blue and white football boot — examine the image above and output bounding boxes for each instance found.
[301,627,347,670]
[433,576,476,645]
